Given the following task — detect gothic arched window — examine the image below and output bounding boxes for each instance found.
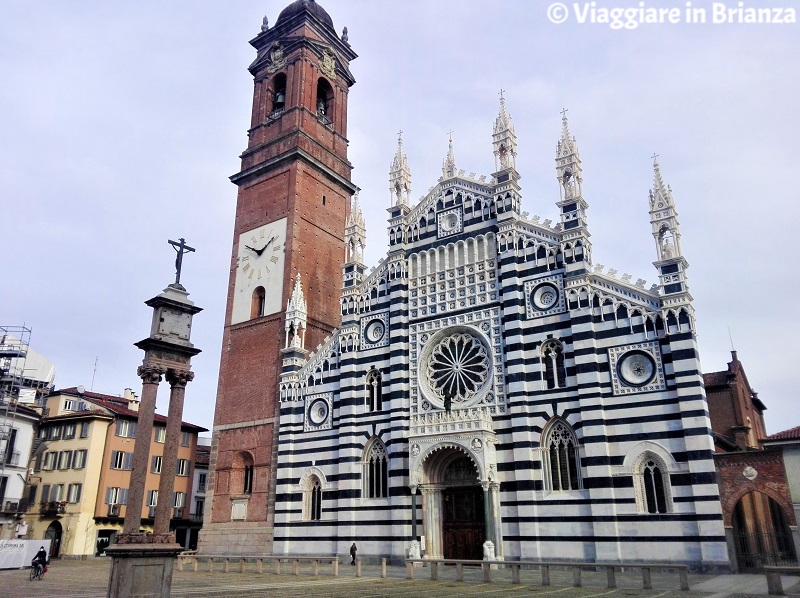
[636,453,671,514]
[362,438,389,499]
[302,474,323,521]
[366,369,382,412]
[541,340,566,390]
[542,419,581,492]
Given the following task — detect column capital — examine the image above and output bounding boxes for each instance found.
[166,368,195,388]
[137,365,167,384]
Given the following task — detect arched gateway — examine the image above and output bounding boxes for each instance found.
[409,409,502,561]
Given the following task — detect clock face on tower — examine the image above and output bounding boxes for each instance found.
[230,217,287,325]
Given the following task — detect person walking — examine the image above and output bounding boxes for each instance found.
[350,542,357,565]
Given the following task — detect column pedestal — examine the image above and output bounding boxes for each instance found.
[105,539,183,598]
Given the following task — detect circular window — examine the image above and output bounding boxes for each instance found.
[364,319,386,343]
[308,398,329,426]
[441,212,459,232]
[532,282,559,311]
[419,326,492,408]
[617,351,656,387]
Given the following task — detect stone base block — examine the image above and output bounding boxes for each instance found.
[105,542,183,598]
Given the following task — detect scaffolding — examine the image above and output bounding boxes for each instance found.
[0,326,33,515]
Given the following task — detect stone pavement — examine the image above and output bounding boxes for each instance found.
[3,558,799,598]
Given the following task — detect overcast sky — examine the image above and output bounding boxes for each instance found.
[2,0,798,435]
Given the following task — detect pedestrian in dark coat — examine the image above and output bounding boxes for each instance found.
[350,542,357,565]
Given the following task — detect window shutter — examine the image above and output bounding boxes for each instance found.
[105,487,113,504]
[42,485,50,502]
[120,488,128,505]
[111,450,119,468]
[124,452,133,470]
[50,485,60,501]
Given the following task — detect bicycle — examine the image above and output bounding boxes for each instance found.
[29,562,45,581]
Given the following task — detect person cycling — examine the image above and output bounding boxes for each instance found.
[31,546,48,578]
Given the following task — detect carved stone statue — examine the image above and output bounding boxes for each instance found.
[261,16,269,32]
[342,27,349,43]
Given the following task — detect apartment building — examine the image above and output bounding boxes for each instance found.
[29,387,206,558]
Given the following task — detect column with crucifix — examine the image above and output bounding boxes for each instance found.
[106,239,202,598]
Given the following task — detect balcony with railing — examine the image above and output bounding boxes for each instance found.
[2,498,28,514]
[40,501,66,516]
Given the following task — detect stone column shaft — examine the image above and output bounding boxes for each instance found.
[123,366,164,535]
[154,369,193,535]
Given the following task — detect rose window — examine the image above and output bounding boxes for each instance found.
[425,332,490,403]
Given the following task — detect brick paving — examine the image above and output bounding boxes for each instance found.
[4,558,800,597]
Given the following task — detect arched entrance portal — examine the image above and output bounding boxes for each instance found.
[732,491,797,571]
[420,447,500,560]
[44,520,62,559]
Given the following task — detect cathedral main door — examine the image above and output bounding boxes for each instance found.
[442,486,485,560]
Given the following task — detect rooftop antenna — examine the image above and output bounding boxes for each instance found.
[90,356,98,392]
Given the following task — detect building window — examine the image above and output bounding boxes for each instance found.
[198,473,207,493]
[111,450,133,470]
[4,428,17,464]
[50,484,65,502]
[67,483,82,503]
[80,422,90,438]
[302,475,322,521]
[366,369,383,412]
[57,450,73,470]
[635,453,671,514]
[316,78,333,124]
[28,484,38,505]
[64,399,76,411]
[115,420,137,438]
[251,286,266,319]
[173,491,186,518]
[542,418,581,492]
[541,339,567,389]
[176,459,190,476]
[42,452,57,471]
[362,438,389,499]
[151,455,163,474]
[147,490,158,517]
[41,484,49,504]
[272,73,287,113]
[63,424,76,439]
[195,498,205,518]
[154,427,166,443]
[105,487,128,505]
[73,449,88,469]
[181,431,190,447]
[243,465,254,494]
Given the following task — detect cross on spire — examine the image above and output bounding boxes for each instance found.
[560,107,569,119]
[448,129,454,142]
[168,237,195,285]
[499,89,505,100]
[651,152,660,163]
[397,130,403,143]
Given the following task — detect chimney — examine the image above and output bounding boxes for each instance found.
[123,387,140,412]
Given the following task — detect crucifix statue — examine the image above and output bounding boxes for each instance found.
[168,237,195,285]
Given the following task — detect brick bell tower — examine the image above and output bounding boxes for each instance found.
[199,0,356,553]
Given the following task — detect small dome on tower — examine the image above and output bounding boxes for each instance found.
[276,0,335,31]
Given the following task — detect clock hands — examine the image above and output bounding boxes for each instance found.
[245,236,276,257]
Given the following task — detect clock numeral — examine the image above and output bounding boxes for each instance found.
[241,255,249,262]
[251,235,257,244]
[260,229,265,238]
[270,256,279,264]
[273,244,283,252]
[243,263,250,272]
[248,269,254,279]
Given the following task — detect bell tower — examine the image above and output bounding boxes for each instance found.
[201,0,357,554]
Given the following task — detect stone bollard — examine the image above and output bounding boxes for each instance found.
[606,566,616,589]
[679,568,690,591]
[177,558,184,572]
[456,562,464,582]
[573,566,582,587]
[512,564,521,584]
[257,558,263,574]
[642,567,652,590]
[312,559,319,576]
[541,564,550,586]
[223,558,230,573]
[239,558,245,573]
[332,558,339,577]
[208,558,214,573]
[275,559,281,575]
[193,558,198,572]
[483,562,492,583]
[431,561,439,581]
[406,561,414,580]
[292,559,299,576]
[766,571,784,596]
[356,558,362,577]
[381,558,387,578]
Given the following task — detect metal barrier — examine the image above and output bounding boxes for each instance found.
[177,554,343,576]
[405,559,690,591]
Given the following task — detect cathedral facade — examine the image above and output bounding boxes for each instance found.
[202,0,729,570]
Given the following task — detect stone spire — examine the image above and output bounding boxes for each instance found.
[555,108,582,200]
[345,192,366,264]
[389,132,412,206]
[555,110,591,266]
[648,157,690,301]
[285,273,307,350]
[442,132,457,179]
[649,157,682,262]
[492,93,517,172]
